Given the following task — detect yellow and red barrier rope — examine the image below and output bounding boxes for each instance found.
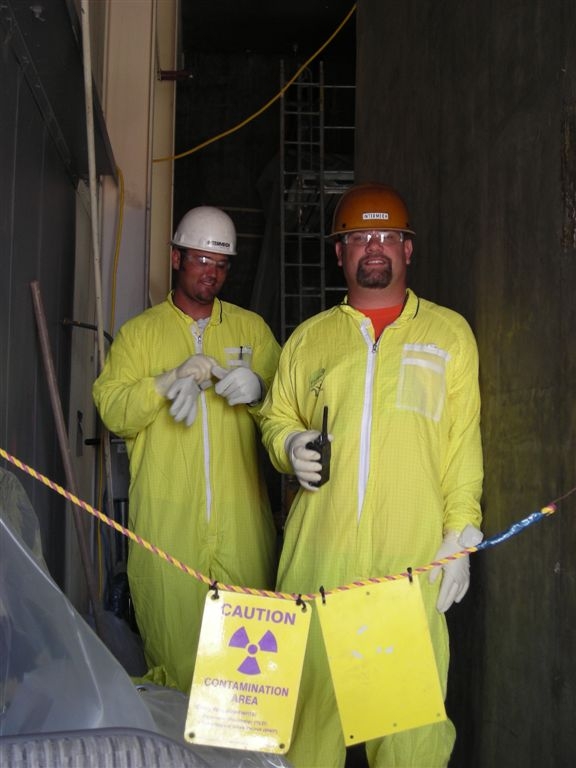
[0,447,568,603]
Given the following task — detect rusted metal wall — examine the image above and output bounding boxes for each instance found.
[355,0,576,765]
[0,0,113,594]
[0,33,75,588]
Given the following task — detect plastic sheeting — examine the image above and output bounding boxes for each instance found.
[0,468,291,767]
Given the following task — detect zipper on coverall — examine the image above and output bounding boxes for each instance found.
[192,324,213,522]
[358,320,378,523]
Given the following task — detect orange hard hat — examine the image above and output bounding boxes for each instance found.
[331,183,416,237]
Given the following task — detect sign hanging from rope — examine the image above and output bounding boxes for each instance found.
[185,590,311,754]
[316,576,446,746]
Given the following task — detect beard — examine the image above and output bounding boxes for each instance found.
[356,259,392,288]
[191,284,219,304]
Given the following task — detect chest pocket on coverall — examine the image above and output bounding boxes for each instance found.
[396,343,449,422]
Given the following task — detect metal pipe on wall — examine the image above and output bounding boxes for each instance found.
[80,0,106,373]
[30,281,104,639]
[79,0,116,549]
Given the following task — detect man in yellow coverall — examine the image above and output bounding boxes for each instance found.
[93,206,280,692]
[260,183,483,767]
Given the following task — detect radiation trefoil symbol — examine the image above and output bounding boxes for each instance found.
[228,627,278,675]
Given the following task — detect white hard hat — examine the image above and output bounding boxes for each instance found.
[171,206,237,256]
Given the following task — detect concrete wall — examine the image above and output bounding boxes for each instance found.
[356,0,575,765]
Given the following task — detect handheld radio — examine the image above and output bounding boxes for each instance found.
[306,406,331,487]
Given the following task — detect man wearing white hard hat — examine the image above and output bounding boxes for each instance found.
[94,206,280,692]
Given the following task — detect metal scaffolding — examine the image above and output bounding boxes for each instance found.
[279,60,355,342]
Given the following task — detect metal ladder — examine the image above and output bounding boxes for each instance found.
[279,60,355,343]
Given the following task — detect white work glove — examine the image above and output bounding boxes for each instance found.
[212,365,262,406]
[429,524,484,613]
[155,354,217,396]
[166,377,206,426]
[285,431,326,492]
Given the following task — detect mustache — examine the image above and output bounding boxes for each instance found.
[359,254,391,266]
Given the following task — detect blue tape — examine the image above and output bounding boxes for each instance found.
[475,510,548,551]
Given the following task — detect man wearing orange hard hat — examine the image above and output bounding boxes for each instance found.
[261,183,484,767]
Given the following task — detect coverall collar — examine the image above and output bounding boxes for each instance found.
[340,288,420,326]
[167,292,224,325]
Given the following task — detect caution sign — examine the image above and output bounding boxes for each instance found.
[316,577,446,745]
[185,591,311,754]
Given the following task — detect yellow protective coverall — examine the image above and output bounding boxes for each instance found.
[260,289,483,767]
[93,294,280,692]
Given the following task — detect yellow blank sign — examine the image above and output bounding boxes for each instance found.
[316,577,446,745]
